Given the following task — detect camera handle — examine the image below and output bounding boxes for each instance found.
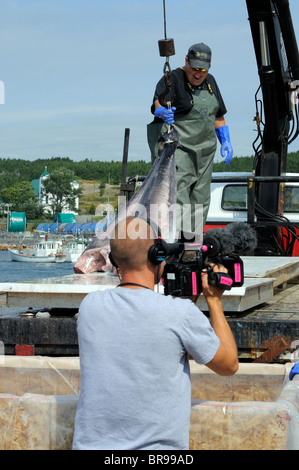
[207,271,233,290]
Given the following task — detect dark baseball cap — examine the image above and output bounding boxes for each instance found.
[187,43,212,70]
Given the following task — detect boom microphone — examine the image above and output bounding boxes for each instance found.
[203,223,257,257]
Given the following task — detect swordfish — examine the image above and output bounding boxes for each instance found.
[74,128,180,274]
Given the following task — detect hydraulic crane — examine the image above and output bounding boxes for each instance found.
[246,0,299,254]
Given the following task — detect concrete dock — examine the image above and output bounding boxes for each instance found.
[1,257,299,312]
[0,256,299,358]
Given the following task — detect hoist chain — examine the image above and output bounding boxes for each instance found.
[157,1,176,110]
[159,60,172,108]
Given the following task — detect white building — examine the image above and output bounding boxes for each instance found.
[31,167,79,215]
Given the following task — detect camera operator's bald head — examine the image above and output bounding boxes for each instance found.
[110,217,157,271]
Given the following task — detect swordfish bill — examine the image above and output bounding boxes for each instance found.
[74,128,180,274]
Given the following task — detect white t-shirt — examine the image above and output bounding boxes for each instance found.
[72,287,219,450]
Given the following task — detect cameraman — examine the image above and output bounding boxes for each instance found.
[73,217,238,450]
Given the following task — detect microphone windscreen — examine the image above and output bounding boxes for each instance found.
[203,227,231,254]
[225,223,257,254]
[203,223,257,256]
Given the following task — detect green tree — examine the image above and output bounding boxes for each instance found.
[213,156,255,172]
[88,203,96,215]
[0,181,43,218]
[42,168,82,217]
[16,199,44,219]
[0,170,16,190]
[1,180,36,205]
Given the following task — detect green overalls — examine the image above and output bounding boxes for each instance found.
[147,87,219,234]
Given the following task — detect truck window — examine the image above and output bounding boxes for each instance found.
[284,186,299,213]
[222,184,247,211]
[221,184,299,213]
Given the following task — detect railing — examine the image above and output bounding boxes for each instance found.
[122,174,299,225]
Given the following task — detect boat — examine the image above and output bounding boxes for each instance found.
[8,240,63,263]
[55,240,87,263]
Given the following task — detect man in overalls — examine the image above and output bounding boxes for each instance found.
[147,43,233,235]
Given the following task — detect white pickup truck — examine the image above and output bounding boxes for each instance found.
[205,172,299,256]
[206,172,299,226]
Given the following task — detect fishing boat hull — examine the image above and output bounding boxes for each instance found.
[8,248,57,263]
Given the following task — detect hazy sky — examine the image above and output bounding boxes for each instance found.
[0,0,299,162]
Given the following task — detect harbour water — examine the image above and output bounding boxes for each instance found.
[0,250,74,283]
[0,250,76,317]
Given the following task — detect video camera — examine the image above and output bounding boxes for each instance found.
[161,223,257,297]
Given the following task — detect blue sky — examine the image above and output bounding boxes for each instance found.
[0,0,299,162]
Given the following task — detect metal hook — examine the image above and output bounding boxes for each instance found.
[158,59,175,109]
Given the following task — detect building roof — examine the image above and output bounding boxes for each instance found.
[30,178,40,197]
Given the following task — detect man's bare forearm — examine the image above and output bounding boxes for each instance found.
[206,296,238,356]
[205,295,238,375]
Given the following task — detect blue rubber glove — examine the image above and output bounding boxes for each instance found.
[154,106,176,125]
[215,125,233,164]
[289,362,299,380]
